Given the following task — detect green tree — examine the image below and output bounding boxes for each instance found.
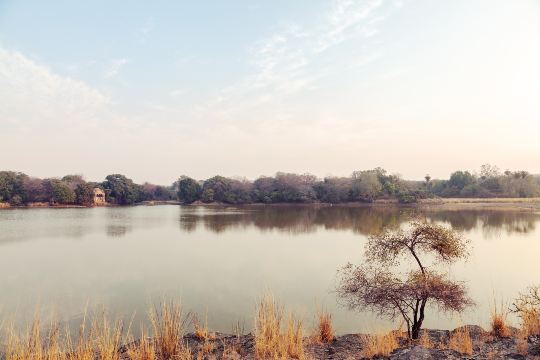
[350,170,383,202]
[0,171,27,204]
[75,182,95,206]
[177,177,202,203]
[102,174,141,205]
[44,179,76,204]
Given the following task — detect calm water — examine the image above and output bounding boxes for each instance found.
[0,205,539,334]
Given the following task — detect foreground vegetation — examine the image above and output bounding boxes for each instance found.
[2,289,540,360]
[1,164,539,207]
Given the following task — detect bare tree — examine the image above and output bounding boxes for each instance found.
[337,221,473,339]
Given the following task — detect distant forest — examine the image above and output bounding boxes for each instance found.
[1,165,539,206]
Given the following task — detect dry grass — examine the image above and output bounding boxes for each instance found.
[127,327,156,360]
[490,299,511,338]
[92,311,123,360]
[192,312,215,342]
[5,315,64,360]
[361,331,398,358]
[254,294,305,359]
[65,310,94,360]
[448,326,473,355]
[149,300,190,359]
[516,335,529,356]
[314,308,334,344]
[4,310,124,360]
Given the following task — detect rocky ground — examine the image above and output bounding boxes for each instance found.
[118,326,540,359]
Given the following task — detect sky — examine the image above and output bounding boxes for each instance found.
[1,0,540,185]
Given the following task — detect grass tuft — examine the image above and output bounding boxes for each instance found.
[314,308,334,344]
[448,326,473,355]
[490,299,511,338]
[361,331,398,358]
[254,293,304,359]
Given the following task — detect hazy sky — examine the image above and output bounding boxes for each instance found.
[1,0,539,184]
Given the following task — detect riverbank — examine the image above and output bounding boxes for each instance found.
[4,296,539,360]
[117,327,538,359]
[3,198,540,211]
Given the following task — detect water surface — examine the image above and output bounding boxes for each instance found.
[0,205,538,334]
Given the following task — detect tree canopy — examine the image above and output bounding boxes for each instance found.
[337,221,473,339]
[1,164,539,207]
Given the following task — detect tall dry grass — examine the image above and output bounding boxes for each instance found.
[361,331,398,358]
[254,294,304,359]
[5,315,64,360]
[149,300,190,359]
[92,311,123,360]
[2,301,195,360]
[5,310,123,360]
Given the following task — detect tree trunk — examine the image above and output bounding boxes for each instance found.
[411,299,427,339]
[411,319,424,339]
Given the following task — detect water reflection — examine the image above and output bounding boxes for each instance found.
[424,210,539,238]
[179,205,540,238]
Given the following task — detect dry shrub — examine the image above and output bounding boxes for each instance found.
[254,294,304,359]
[149,300,190,359]
[520,308,540,336]
[418,330,433,348]
[448,326,473,355]
[314,308,334,344]
[361,331,398,358]
[513,285,540,336]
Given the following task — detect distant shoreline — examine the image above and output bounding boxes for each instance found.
[2,198,540,211]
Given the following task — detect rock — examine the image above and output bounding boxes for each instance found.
[390,346,463,360]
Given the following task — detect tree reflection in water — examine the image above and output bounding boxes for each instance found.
[178,205,539,239]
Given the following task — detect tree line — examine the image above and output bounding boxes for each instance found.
[1,165,539,206]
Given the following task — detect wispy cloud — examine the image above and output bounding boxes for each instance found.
[316,0,384,52]
[104,58,129,79]
[0,47,110,129]
[197,0,391,128]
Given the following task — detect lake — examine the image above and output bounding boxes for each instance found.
[0,205,538,335]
